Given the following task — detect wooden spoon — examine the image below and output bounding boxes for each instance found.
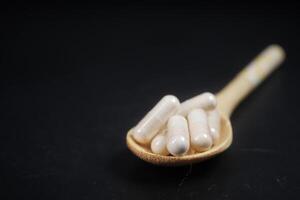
[126,44,285,166]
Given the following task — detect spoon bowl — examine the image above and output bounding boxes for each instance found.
[126,112,232,166]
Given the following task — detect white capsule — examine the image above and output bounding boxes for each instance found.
[167,115,190,156]
[132,95,180,144]
[178,92,217,116]
[188,109,212,152]
[207,109,221,143]
[151,129,169,156]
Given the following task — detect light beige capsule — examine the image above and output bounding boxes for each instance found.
[207,109,221,143]
[132,95,180,144]
[150,129,169,156]
[167,115,190,156]
[188,109,212,152]
[178,92,217,116]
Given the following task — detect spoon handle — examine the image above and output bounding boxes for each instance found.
[217,44,285,116]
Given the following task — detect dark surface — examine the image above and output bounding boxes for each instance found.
[1,3,300,200]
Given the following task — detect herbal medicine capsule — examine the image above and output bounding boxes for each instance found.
[132,95,180,144]
[178,92,217,116]
[167,115,190,156]
[207,109,221,143]
[188,109,213,152]
[151,129,169,156]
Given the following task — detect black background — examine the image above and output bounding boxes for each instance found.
[1,2,300,200]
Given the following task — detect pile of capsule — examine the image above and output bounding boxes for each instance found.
[131,92,221,156]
